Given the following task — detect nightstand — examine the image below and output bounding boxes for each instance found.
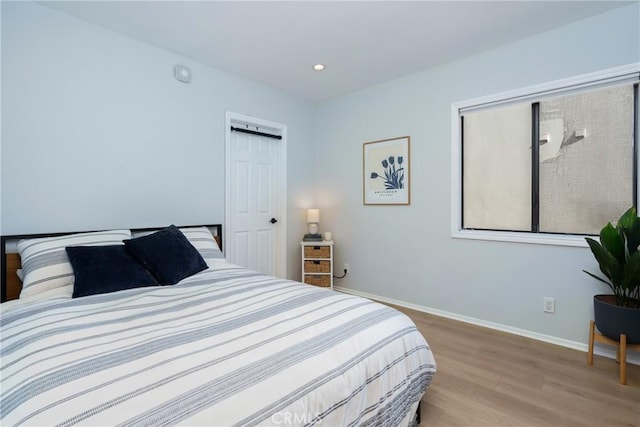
[301,241,334,289]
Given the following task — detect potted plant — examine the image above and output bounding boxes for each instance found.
[584,206,640,344]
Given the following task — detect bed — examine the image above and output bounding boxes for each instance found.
[0,225,436,426]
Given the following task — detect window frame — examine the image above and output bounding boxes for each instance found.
[451,63,640,247]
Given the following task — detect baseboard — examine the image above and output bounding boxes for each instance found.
[334,286,640,366]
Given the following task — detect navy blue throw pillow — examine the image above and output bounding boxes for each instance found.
[66,245,158,298]
[124,225,208,285]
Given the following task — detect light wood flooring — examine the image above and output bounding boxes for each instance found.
[393,305,640,426]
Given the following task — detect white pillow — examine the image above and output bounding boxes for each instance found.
[17,229,131,299]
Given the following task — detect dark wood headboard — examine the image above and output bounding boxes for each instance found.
[1,224,222,303]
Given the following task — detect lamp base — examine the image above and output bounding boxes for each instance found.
[303,233,323,242]
[308,223,318,234]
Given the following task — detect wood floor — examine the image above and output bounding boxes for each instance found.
[393,305,640,426]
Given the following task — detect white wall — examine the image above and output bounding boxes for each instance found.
[314,4,640,345]
[0,2,316,279]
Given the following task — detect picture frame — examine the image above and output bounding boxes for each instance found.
[363,136,410,205]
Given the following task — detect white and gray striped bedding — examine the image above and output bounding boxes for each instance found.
[0,263,436,426]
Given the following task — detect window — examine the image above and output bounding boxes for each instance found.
[462,103,532,231]
[452,65,640,246]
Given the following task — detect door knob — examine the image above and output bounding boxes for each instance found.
[269,218,278,224]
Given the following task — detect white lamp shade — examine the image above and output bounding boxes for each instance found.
[307,209,320,223]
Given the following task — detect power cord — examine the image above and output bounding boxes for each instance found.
[333,268,348,279]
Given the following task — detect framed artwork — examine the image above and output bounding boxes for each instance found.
[363,136,410,205]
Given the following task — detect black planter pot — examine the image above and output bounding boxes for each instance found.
[593,295,640,344]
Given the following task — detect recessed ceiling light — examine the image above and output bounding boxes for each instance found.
[313,64,325,71]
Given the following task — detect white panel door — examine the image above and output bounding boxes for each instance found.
[228,129,279,276]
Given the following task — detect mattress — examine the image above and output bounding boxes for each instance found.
[0,262,436,426]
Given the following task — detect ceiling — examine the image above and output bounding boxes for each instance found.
[42,1,632,102]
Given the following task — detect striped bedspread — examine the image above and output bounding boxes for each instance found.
[1,262,436,426]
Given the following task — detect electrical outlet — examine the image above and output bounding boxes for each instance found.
[544,297,555,314]
[344,263,350,272]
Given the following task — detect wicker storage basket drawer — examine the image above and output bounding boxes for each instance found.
[304,275,331,287]
[304,260,331,273]
[304,246,331,258]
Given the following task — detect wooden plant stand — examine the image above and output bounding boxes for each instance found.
[588,320,640,385]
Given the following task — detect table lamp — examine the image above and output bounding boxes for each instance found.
[304,209,322,241]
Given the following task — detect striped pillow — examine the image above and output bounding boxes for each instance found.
[132,227,224,266]
[17,229,131,299]
[179,227,224,265]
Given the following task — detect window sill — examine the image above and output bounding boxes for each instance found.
[451,228,590,248]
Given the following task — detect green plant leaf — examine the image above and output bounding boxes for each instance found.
[617,206,637,230]
[582,269,614,291]
[599,223,625,264]
[621,251,640,290]
[585,237,623,287]
[625,216,640,256]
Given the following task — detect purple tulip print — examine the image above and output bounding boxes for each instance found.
[370,155,405,189]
